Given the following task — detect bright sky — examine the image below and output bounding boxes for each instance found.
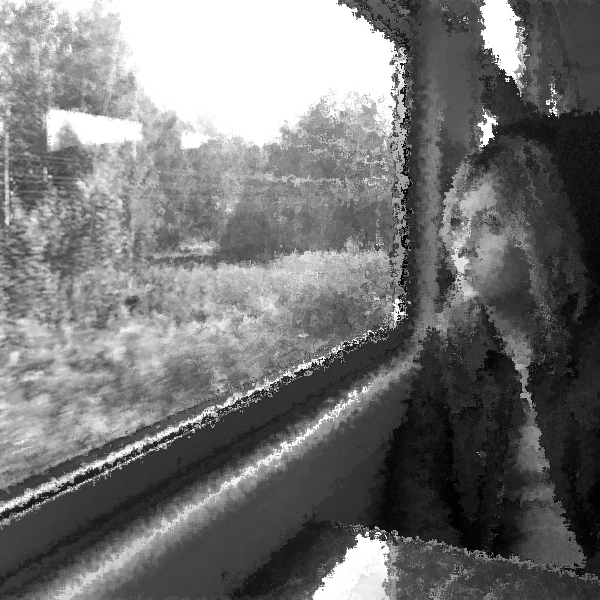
[479,0,521,145]
[481,0,521,80]
[51,0,523,148]
[55,0,396,146]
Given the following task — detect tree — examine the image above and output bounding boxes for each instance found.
[219,197,279,263]
[268,91,393,185]
[256,91,395,253]
[0,0,150,328]
[51,0,137,118]
[143,110,191,251]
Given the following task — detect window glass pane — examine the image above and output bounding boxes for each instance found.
[0,0,397,489]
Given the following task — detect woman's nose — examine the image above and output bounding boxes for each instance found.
[457,246,477,259]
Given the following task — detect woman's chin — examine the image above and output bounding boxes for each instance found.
[453,273,479,298]
[481,298,538,339]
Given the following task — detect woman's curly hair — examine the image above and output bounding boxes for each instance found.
[440,135,591,365]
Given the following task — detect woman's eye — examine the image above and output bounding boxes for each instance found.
[457,247,473,258]
[450,217,462,228]
[481,215,501,230]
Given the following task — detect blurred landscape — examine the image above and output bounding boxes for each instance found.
[0,0,397,488]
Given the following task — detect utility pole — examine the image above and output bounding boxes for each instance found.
[42,111,49,183]
[3,105,9,227]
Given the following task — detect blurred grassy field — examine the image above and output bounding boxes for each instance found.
[0,249,394,490]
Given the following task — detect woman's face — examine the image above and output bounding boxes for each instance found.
[442,176,531,306]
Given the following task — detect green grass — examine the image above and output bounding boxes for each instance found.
[0,249,395,490]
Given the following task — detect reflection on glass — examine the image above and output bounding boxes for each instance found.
[313,533,389,600]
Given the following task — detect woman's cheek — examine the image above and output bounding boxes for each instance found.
[468,233,506,278]
[474,243,531,301]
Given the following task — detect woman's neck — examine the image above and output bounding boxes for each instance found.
[483,305,533,406]
[436,278,534,405]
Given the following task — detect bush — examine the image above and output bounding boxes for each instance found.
[219,202,279,263]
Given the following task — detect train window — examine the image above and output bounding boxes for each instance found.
[0,0,400,490]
